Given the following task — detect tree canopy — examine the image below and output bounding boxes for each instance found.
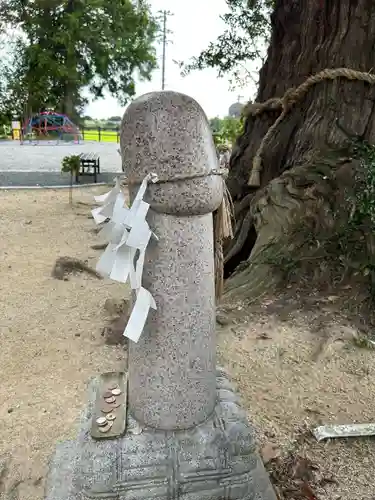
[182,0,273,88]
[209,116,243,148]
[0,0,159,120]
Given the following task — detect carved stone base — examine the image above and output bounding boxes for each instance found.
[45,369,277,500]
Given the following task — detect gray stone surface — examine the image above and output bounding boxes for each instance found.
[45,371,277,500]
[123,91,223,430]
[45,90,276,500]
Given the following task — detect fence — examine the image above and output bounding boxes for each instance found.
[80,126,120,143]
[4,125,121,143]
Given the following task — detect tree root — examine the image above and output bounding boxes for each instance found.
[51,256,102,280]
[224,209,253,264]
[234,193,253,217]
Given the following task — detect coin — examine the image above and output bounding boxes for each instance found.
[104,396,116,404]
[96,416,107,427]
[106,413,116,421]
[111,388,122,396]
[100,405,114,414]
[103,391,113,399]
[98,421,113,433]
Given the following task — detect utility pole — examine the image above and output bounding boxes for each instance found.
[161,10,167,90]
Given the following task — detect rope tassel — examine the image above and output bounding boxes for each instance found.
[214,180,234,301]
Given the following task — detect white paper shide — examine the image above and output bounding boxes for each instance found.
[92,175,158,342]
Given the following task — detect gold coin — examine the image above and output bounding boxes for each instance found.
[104,396,116,404]
[96,416,107,426]
[106,413,116,421]
[111,388,122,396]
[98,421,113,433]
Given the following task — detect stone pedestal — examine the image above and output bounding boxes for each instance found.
[45,370,276,500]
[45,91,276,500]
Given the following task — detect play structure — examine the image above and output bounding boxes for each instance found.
[21,111,82,143]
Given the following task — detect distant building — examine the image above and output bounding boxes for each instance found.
[228,101,244,118]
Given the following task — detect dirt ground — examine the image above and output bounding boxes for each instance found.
[1,187,374,499]
[0,187,127,499]
[217,297,375,500]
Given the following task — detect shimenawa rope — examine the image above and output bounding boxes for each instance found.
[246,68,375,187]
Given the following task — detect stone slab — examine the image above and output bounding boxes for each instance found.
[90,372,127,440]
[45,370,277,500]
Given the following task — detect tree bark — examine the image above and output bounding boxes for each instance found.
[224,0,375,301]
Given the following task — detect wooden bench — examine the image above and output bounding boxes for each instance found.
[76,153,100,183]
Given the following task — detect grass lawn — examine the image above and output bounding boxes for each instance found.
[82,129,119,143]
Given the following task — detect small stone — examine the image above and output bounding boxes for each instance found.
[74,333,80,337]
[257,332,272,340]
[216,314,231,326]
[7,408,13,414]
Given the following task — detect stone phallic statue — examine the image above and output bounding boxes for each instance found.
[45,91,276,500]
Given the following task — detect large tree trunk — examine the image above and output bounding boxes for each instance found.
[224,0,375,302]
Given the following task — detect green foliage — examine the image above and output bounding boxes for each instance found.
[61,155,80,175]
[350,140,375,230]
[180,0,273,87]
[0,0,159,117]
[209,116,243,147]
[61,154,80,204]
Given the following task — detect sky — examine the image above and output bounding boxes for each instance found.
[85,0,260,120]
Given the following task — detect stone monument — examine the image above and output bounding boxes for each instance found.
[45,91,276,500]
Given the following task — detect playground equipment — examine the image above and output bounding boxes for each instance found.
[21,111,83,144]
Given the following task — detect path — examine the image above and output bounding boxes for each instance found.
[0,141,122,186]
[0,141,122,173]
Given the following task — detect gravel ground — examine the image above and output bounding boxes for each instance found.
[1,188,374,500]
[0,141,122,173]
[0,140,122,187]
